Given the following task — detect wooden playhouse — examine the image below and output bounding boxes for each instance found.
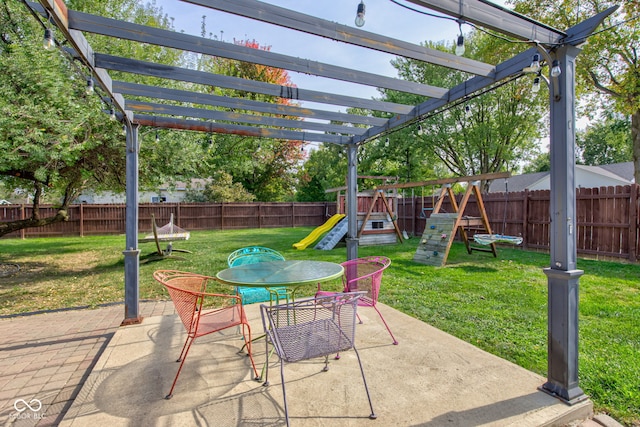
[330,176,403,247]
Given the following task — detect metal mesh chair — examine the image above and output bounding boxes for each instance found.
[316,256,398,345]
[227,246,289,304]
[261,292,376,426]
[153,270,259,399]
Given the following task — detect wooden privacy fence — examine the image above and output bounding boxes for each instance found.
[2,185,639,262]
[0,202,337,239]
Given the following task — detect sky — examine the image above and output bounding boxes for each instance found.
[153,0,510,111]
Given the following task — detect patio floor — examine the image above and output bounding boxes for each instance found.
[46,301,594,426]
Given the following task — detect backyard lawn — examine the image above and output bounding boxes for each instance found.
[0,227,638,425]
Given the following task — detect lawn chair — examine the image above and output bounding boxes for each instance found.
[227,246,289,305]
[316,256,398,345]
[153,270,259,399]
[261,293,376,426]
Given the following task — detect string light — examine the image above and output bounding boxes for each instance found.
[355,1,366,27]
[455,21,465,56]
[551,59,562,77]
[532,76,541,93]
[85,77,94,95]
[43,28,55,50]
[417,124,424,136]
[155,131,159,143]
[109,108,116,121]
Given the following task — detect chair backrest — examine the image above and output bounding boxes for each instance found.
[227,246,285,267]
[341,256,391,306]
[153,270,210,334]
[261,292,363,363]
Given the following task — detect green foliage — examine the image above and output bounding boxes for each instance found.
[0,1,125,208]
[196,39,305,201]
[379,36,544,189]
[509,0,640,182]
[295,143,348,201]
[522,152,551,173]
[201,171,254,202]
[577,112,632,165]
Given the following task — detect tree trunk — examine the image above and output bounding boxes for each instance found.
[0,209,69,237]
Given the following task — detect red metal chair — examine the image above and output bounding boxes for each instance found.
[153,270,259,399]
[316,256,398,345]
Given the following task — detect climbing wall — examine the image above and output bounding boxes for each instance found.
[413,213,459,267]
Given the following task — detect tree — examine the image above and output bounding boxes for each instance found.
[378,36,545,191]
[199,39,305,201]
[201,172,255,202]
[577,110,632,165]
[509,0,640,181]
[0,0,181,237]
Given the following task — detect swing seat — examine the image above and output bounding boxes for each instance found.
[473,234,523,246]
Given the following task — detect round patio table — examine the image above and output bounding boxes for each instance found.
[216,260,344,290]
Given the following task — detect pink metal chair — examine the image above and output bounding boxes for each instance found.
[153,270,259,399]
[316,256,398,345]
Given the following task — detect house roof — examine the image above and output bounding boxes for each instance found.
[488,162,635,193]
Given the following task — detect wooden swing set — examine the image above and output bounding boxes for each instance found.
[375,171,518,266]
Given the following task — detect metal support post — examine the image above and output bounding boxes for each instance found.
[346,143,359,260]
[122,123,142,325]
[541,45,585,404]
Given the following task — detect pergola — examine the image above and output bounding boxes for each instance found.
[32,0,617,405]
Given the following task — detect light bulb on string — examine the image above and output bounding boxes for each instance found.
[532,76,541,94]
[455,21,465,56]
[355,1,365,27]
[43,28,55,50]
[551,60,562,78]
[85,78,94,95]
[417,124,423,136]
[109,108,116,121]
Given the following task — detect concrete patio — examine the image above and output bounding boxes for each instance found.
[46,302,594,426]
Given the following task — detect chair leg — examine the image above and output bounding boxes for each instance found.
[353,345,377,420]
[372,305,399,345]
[166,335,195,399]
[240,322,260,381]
[262,332,271,386]
[279,359,291,427]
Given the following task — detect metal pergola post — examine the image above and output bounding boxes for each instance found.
[122,123,142,325]
[541,45,585,404]
[346,143,359,261]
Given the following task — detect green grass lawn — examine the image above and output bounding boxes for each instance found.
[1,227,638,425]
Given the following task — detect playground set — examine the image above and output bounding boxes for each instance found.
[292,176,402,250]
[376,172,520,266]
[292,172,522,266]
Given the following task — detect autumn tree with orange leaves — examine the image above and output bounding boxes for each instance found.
[197,39,305,202]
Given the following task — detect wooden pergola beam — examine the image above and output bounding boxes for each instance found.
[185,0,495,77]
[95,54,413,115]
[405,0,566,45]
[133,115,351,144]
[126,100,367,135]
[376,172,511,190]
[113,81,387,127]
[69,9,449,98]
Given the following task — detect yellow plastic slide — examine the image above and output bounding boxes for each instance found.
[292,214,346,250]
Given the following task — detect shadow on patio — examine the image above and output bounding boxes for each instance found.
[60,303,592,426]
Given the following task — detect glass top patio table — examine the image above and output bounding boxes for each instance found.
[216,260,344,288]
